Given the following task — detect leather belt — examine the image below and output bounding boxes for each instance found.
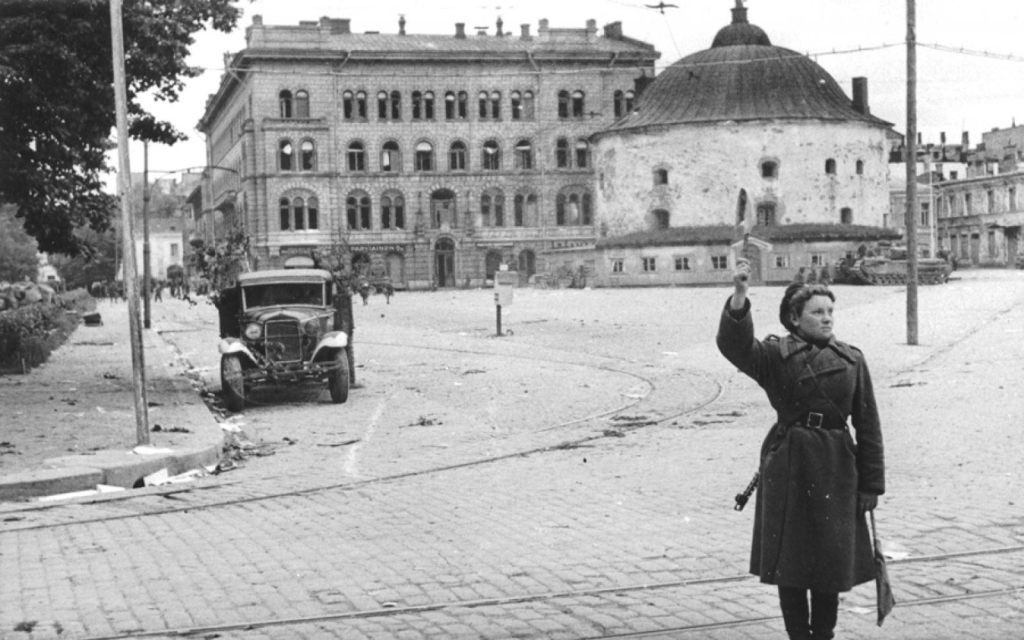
[782,411,848,431]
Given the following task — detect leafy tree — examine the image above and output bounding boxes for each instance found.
[0,0,242,256]
[49,226,119,290]
[0,204,40,282]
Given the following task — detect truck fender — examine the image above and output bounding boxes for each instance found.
[311,331,348,361]
[218,338,258,365]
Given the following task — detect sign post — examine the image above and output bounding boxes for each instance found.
[493,268,517,337]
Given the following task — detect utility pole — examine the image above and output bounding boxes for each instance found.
[143,140,151,329]
[905,0,920,345]
[110,0,150,444]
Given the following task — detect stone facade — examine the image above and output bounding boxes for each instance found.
[596,120,890,235]
[198,16,658,289]
[935,171,1024,267]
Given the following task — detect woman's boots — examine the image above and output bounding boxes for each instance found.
[778,586,838,639]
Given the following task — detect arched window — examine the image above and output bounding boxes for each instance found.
[307,197,319,229]
[278,139,293,171]
[380,192,403,229]
[825,158,836,174]
[856,159,865,175]
[555,138,569,168]
[444,91,456,120]
[757,202,776,226]
[381,141,400,172]
[841,207,853,224]
[279,90,293,118]
[571,90,585,117]
[381,193,405,230]
[513,193,535,227]
[511,91,523,120]
[279,197,290,230]
[390,90,401,120]
[449,141,467,170]
[457,91,468,118]
[653,168,669,185]
[300,139,316,171]
[614,90,624,118]
[556,187,593,226]
[761,160,778,179]
[294,90,309,118]
[342,90,354,120]
[557,90,570,119]
[482,140,501,170]
[412,91,423,119]
[490,91,501,119]
[478,91,489,119]
[377,91,388,119]
[575,139,590,168]
[347,141,365,172]
[414,141,434,171]
[624,89,635,114]
[514,139,533,170]
[481,190,505,227]
[279,195,319,230]
[355,91,367,119]
[423,91,435,119]
[523,91,535,120]
[346,191,372,230]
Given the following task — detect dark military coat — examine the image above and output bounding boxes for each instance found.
[717,299,885,592]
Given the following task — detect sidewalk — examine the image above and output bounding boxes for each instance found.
[0,300,224,500]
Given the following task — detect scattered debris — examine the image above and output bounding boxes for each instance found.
[403,415,441,428]
[461,369,486,375]
[151,424,191,433]
[890,380,926,388]
[282,437,298,445]
[13,621,37,633]
[0,442,16,456]
[602,429,626,438]
[316,439,360,448]
[102,372,120,379]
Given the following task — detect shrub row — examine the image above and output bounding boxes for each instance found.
[0,289,94,374]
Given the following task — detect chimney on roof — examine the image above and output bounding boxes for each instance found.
[917,132,923,145]
[455,22,466,38]
[586,19,597,40]
[319,17,351,34]
[399,14,406,35]
[851,77,869,115]
[538,18,549,39]
[496,17,504,37]
[940,131,946,145]
[252,14,263,26]
[604,21,623,39]
[962,131,970,147]
[520,24,531,39]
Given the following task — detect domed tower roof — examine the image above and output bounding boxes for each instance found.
[599,2,890,135]
[711,1,770,47]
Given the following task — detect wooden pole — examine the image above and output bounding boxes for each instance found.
[905,0,919,345]
[110,0,150,444]
[142,140,151,329]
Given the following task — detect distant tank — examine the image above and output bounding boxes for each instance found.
[836,245,952,285]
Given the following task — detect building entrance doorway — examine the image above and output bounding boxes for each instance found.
[435,237,455,287]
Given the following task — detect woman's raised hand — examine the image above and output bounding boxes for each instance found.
[729,257,750,310]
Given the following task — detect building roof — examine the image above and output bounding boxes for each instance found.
[596,224,901,249]
[598,4,890,136]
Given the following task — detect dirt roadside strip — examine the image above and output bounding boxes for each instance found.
[0,302,224,501]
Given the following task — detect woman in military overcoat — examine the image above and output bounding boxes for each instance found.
[716,259,885,640]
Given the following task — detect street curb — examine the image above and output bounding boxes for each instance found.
[0,329,225,502]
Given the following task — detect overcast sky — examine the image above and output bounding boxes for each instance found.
[123,0,1024,182]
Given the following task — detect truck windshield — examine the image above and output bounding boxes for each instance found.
[243,282,324,308]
